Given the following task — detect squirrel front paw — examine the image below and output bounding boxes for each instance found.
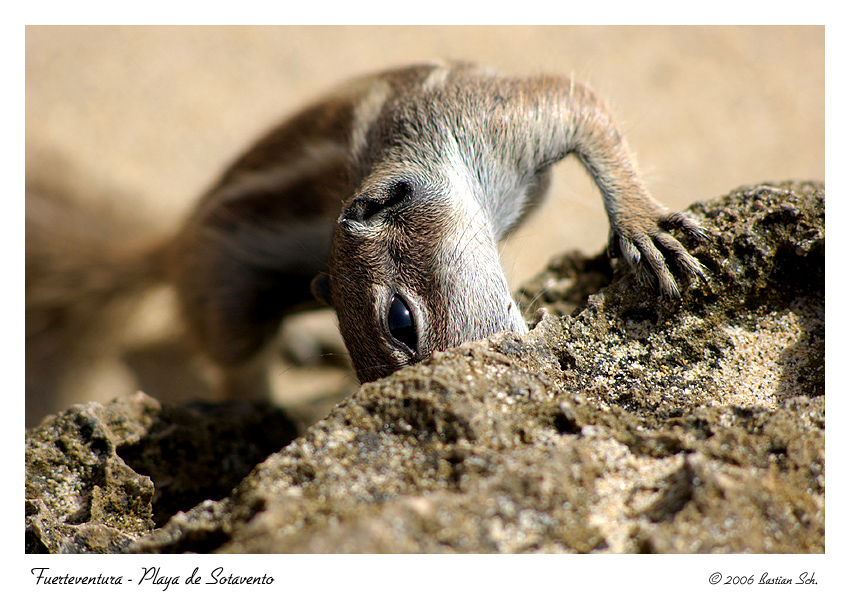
[608,210,708,298]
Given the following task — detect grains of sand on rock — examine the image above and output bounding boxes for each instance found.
[714,299,821,408]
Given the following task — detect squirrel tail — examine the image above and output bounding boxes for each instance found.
[25,187,171,365]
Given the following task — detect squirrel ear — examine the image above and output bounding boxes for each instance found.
[311,273,333,306]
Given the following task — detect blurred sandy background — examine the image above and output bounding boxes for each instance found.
[25,26,824,426]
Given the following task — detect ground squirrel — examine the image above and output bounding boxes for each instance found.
[27,62,706,397]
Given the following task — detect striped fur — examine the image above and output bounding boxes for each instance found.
[29,62,706,396]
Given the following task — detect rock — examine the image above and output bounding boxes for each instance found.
[523,181,825,415]
[25,393,300,553]
[25,181,825,553]
[25,393,158,553]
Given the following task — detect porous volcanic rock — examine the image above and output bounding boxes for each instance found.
[25,181,825,553]
[25,393,299,553]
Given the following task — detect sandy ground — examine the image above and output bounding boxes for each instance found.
[25,26,824,426]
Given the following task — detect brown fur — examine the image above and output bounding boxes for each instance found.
[27,62,706,395]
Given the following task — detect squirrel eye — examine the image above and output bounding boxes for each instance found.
[387,294,417,353]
